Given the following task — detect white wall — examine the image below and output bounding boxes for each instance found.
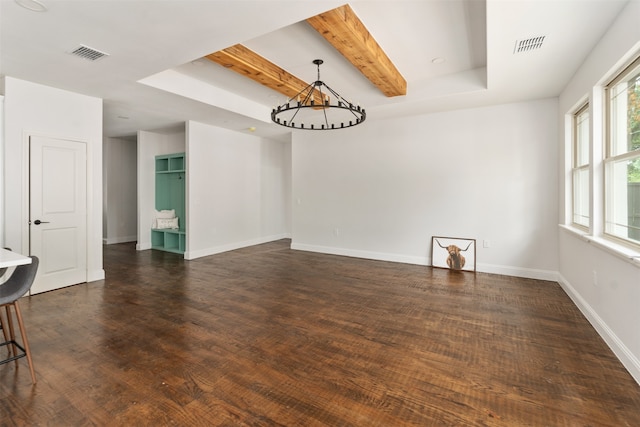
[185,121,290,259]
[104,136,137,244]
[0,94,4,247]
[558,0,640,384]
[292,98,559,280]
[136,129,185,251]
[2,77,104,281]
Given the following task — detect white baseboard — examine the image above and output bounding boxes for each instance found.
[476,262,559,281]
[558,273,640,386]
[290,243,558,281]
[290,243,428,266]
[88,268,105,282]
[137,242,151,251]
[184,233,290,260]
[103,235,137,245]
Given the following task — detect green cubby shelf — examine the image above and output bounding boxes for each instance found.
[151,228,186,254]
[152,152,186,255]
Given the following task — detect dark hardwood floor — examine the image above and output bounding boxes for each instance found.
[1,239,639,426]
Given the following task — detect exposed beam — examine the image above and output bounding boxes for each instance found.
[205,44,325,105]
[306,4,407,97]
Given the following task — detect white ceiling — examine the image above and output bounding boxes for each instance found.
[0,0,628,141]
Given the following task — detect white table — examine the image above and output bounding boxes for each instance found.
[0,248,32,269]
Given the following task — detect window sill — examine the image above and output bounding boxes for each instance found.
[559,224,640,267]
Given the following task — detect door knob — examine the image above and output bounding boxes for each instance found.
[33,219,50,225]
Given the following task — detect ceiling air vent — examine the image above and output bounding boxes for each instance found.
[69,44,109,61]
[513,36,545,54]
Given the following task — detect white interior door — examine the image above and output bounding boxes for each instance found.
[30,135,87,294]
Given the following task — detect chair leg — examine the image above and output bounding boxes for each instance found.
[4,305,19,361]
[12,301,36,384]
[0,310,11,357]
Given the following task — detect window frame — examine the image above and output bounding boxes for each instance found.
[572,103,590,230]
[603,55,640,248]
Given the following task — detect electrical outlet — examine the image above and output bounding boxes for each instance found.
[483,239,491,248]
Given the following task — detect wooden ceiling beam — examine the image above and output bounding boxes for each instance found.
[205,44,325,105]
[306,4,407,97]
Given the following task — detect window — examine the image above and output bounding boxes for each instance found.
[572,104,590,228]
[605,56,640,245]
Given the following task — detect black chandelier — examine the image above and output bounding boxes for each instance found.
[271,59,366,130]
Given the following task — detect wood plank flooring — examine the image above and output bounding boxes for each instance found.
[1,239,639,426]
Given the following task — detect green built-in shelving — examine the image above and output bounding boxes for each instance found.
[151,152,186,254]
